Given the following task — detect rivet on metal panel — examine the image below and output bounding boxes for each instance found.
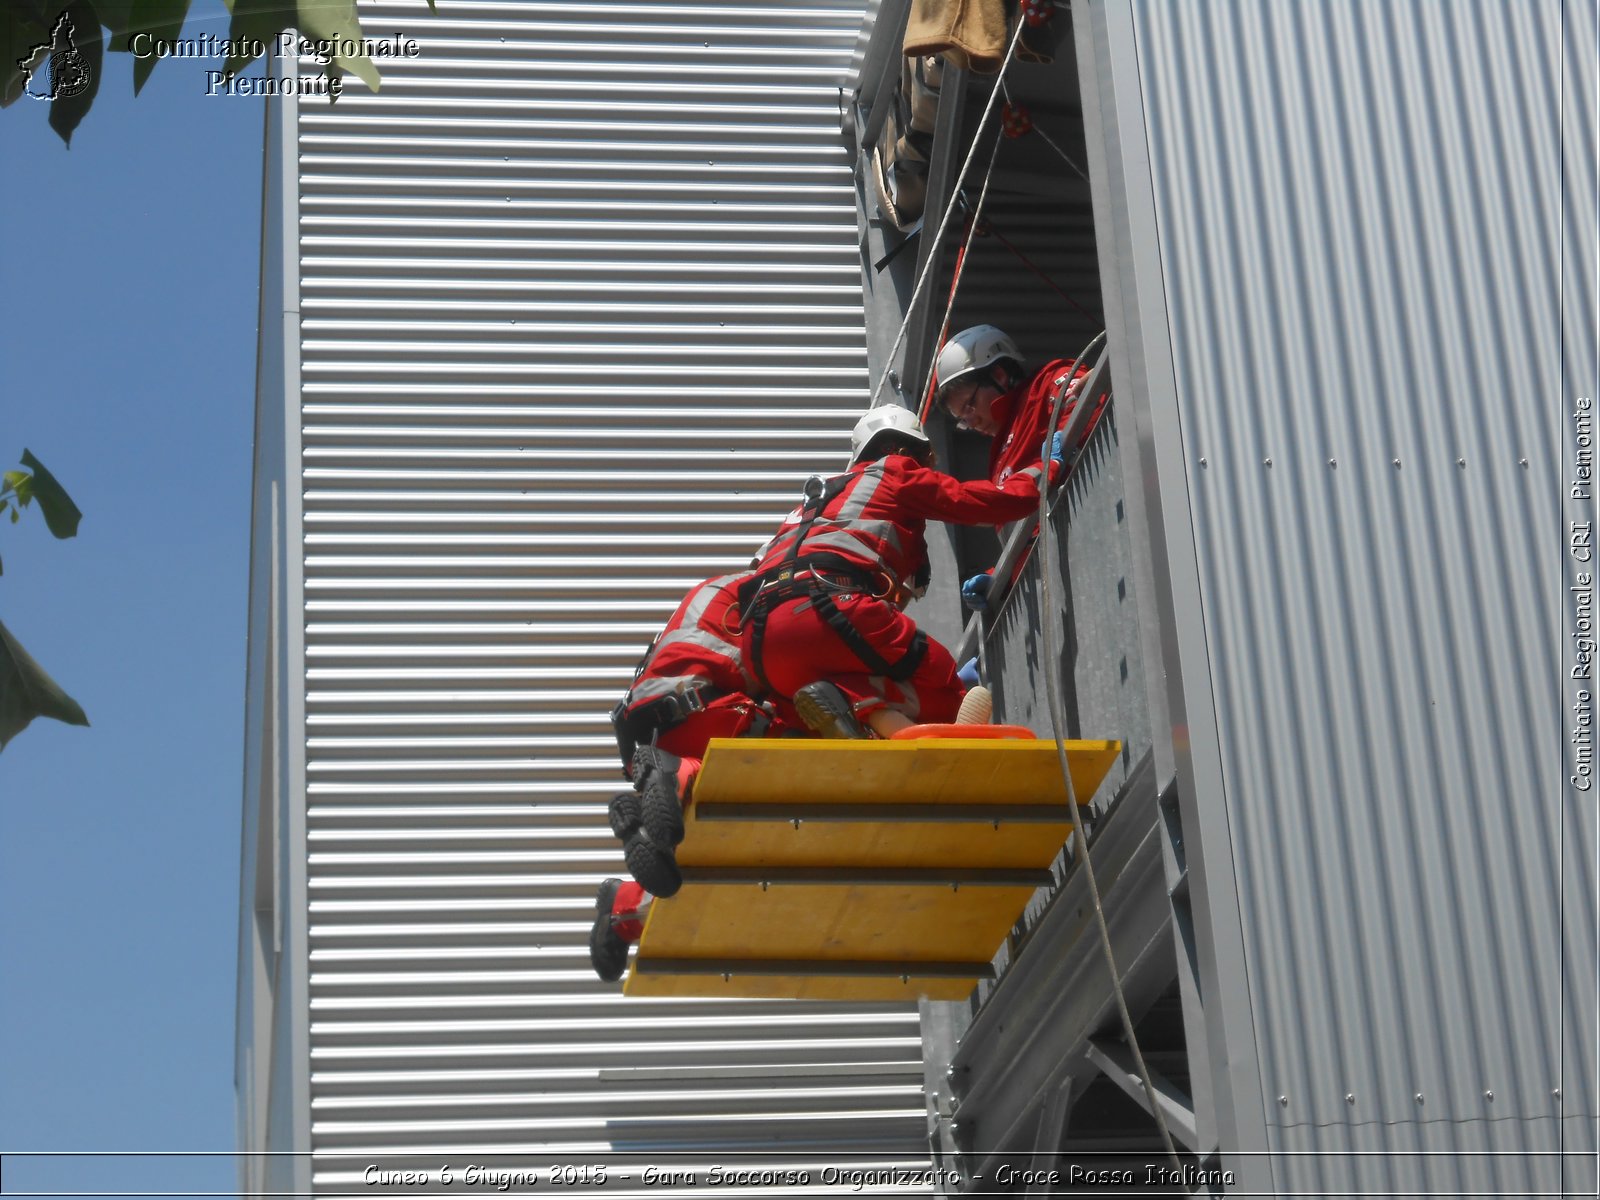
[1394,459,1402,468]
[1457,458,1466,467]
[1199,457,1208,467]
[1329,459,1337,468]
[1521,458,1529,467]
[1277,1095,1287,1107]
[1345,1093,1355,1105]
[1554,1088,1562,1100]
[1263,457,1272,467]
[1485,1090,1494,1101]
[1415,1093,1424,1104]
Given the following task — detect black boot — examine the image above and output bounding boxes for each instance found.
[631,745,688,848]
[588,878,629,982]
[794,681,871,739]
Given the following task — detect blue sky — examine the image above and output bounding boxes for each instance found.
[2,13,261,1195]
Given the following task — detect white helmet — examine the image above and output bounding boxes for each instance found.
[850,404,932,465]
[933,325,1023,398]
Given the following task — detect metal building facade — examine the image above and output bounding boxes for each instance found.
[237,1,943,1193]
[1076,0,1598,1193]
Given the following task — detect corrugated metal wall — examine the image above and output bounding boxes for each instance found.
[282,1,936,1189]
[1115,0,1595,1193]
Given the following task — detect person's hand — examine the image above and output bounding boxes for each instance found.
[961,573,993,613]
[956,657,981,687]
[1049,429,1067,468]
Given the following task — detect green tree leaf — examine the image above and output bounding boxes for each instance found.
[19,450,81,538]
[46,1,104,146]
[0,617,90,751]
[0,3,50,109]
[296,0,377,92]
[119,0,191,94]
[93,0,136,40]
[2,468,28,497]
[220,0,289,79]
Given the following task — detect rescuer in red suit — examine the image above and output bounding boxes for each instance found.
[741,404,1066,741]
[932,324,1106,611]
[589,571,798,981]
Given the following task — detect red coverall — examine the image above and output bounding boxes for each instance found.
[988,358,1106,489]
[742,452,1054,725]
[618,571,772,758]
[611,571,792,936]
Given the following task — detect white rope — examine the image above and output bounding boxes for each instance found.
[1034,331,1185,1171]
[1002,80,1091,183]
[867,14,1031,412]
[915,128,1004,420]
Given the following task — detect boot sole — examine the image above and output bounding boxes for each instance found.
[588,878,628,982]
[607,792,640,841]
[640,770,686,848]
[623,828,683,898]
[795,684,868,740]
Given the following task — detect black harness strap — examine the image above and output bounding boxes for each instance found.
[610,682,723,767]
[740,472,929,689]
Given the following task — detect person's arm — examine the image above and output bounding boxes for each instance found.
[890,452,1061,527]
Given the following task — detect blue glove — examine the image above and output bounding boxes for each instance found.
[956,657,981,688]
[1049,429,1067,469]
[961,573,993,613]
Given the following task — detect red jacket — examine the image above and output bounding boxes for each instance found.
[753,454,1052,589]
[989,358,1106,488]
[622,572,753,715]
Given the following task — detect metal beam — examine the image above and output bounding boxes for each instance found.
[853,0,914,152]
[945,752,1177,1152]
[1083,1037,1203,1153]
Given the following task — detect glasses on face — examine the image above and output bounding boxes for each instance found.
[943,381,989,431]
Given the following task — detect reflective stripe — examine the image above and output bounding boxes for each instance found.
[679,572,745,629]
[655,625,743,663]
[629,672,713,705]
[836,463,885,522]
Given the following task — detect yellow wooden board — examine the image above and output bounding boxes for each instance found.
[676,737,1119,871]
[626,968,984,1002]
[694,736,1122,809]
[624,736,1121,1001]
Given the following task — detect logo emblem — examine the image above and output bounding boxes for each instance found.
[18,12,92,101]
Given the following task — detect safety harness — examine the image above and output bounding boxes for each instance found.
[609,680,718,767]
[737,473,930,692]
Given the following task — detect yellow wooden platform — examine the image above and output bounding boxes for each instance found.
[623,735,1121,1001]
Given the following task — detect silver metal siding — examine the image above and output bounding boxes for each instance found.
[1122,0,1592,1190]
[286,2,933,1188]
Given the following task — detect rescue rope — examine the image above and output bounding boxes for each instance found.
[1034,332,1185,1171]
[916,132,1005,424]
[867,14,1030,412]
[1001,80,1091,183]
[983,222,1101,324]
